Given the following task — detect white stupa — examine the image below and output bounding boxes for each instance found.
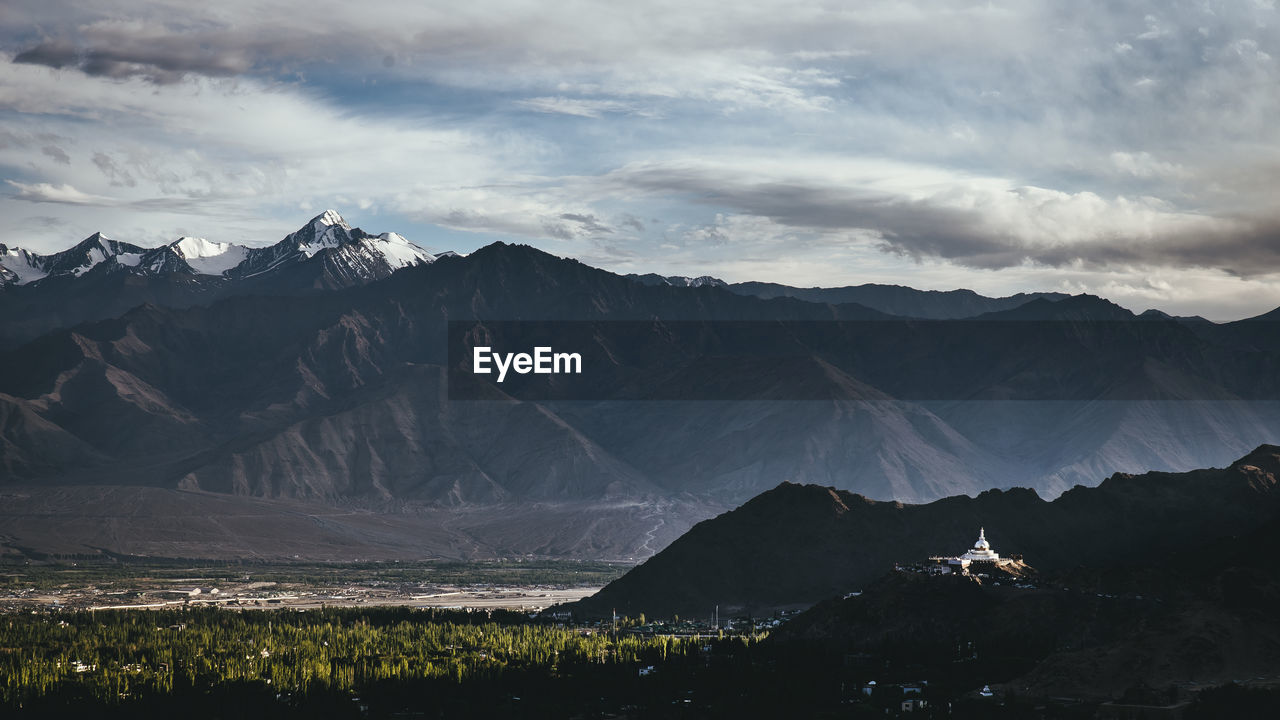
[960,528,1000,563]
[942,527,1005,571]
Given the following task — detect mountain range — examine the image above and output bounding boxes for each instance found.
[629,272,1076,320]
[0,211,439,351]
[0,210,437,289]
[2,211,1279,561]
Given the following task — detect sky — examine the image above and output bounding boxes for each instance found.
[2,1,1280,320]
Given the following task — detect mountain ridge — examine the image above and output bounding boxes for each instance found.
[568,444,1280,618]
[4,239,1280,503]
[725,279,1073,319]
[626,273,1077,319]
[0,211,441,350]
[0,210,439,289]
[3,216,1280,560]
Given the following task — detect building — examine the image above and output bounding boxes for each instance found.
[916,527,1031,578]
[944,528,1014,573]
[950,527,999,570]
[904,527,1034,580]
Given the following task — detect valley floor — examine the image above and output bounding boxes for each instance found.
[0,486,716,562]
[0,559,623,614]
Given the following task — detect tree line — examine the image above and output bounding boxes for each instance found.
[0,606,739,714]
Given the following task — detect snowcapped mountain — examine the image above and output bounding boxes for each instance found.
[1,233,149,287]
[0,211,445,350]
[0,211,439,289]
[626,273,728,289]
[674,275,727,288]
[44,232,149,278]
[0,244,48,285]
[169,237,249,276]
[230,210,437,286]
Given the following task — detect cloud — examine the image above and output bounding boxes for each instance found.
[76,49,249,85]
[2,2,845,112]
[7,181,112,205]
[1109,151,1188,180]
[618,214,645,232]
[3,0,1280,318]
[0,55,527,251]
[40,144,70,165]
[393,182,616,244]
[13,42,80,69]
[12,25,255,84]
[599,158,1280,275]
[557,213,612,235]
[91,153,136,187]
[514,97,646,118]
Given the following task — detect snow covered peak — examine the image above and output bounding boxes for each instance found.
[76,232,114,260]
[169,237,250,276]
[230,211,436,283]
[314,209,348,228]
[1,232,153,286]
[367,233,436,268]
[286,210,358,257]
[4,211,436,289]
[173,236,226,258]
[686,275,727,288]
[47,232,146,278]
[664,275,728,288]
[0,244,49,285]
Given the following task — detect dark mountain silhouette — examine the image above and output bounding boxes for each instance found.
[569,445,1280,618]
[772,525,1280,701]
[632,274,1072,318]
[725,280,1069,319]
[768,453,1280,700]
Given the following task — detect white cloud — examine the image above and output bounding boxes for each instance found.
[0,56,543,249]
[3,1,1280,318]
[1109,151,1188,180]
[7,181,112,205]
[596,155,1254,273]
[514,97,655,119]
